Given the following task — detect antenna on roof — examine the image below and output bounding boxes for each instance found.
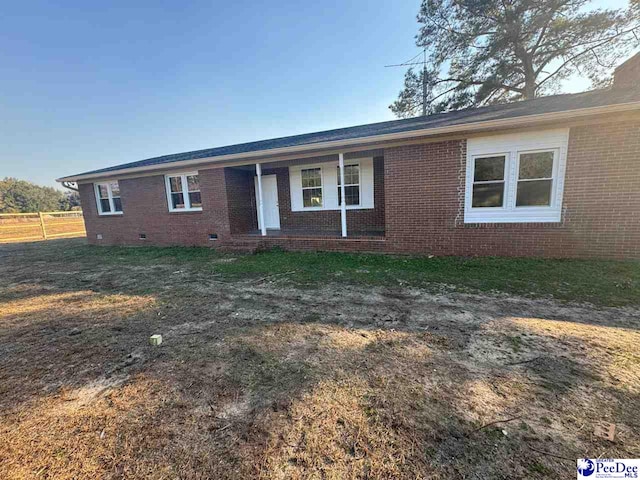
[385,48,428,116]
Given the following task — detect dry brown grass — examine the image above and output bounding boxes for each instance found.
[0,213,85,243]
[1,240,639,479]
[0,289,155,329]
[511,316,640,391]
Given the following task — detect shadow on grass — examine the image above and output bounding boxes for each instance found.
[1,239,640,478]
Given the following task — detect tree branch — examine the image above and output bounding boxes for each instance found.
[429,84,460,103]
[533,24,639,59]
[434,76,524,94]
[537,26,639,88]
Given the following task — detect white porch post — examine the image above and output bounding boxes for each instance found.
[339,153,347,238]
[256,163,267,236]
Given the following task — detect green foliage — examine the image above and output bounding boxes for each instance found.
[0,177,80,213]
[390,0,640,118]
[59,191,82,211]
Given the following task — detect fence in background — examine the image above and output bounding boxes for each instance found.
[0,211,86,243]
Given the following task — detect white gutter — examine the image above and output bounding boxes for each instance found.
[56,101,640,183]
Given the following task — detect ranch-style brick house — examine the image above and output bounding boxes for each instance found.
[58,54,640,259]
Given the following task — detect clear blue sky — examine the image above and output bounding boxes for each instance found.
[0,0,632,188]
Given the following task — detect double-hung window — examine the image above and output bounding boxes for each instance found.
[337,164,360,206]
[301,168,322,208]
[516,151,554,206]
[165,172,202,212]
[95,181,123,215]
[471,155,506,208]
[289,158,374,212]
[465,129,568,223]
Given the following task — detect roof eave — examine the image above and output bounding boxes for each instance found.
[56,101,640,183]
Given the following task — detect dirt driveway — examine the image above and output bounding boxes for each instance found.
[1,240,639,479]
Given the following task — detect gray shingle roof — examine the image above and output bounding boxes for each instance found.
[61,87,640,180]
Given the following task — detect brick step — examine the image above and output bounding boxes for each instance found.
[215,244,259,253]
[214,238,262,253]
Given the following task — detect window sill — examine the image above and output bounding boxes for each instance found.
[464,208,562,224]
[97,212,123,217]
[293,205,374,212]
[168,208,203,214]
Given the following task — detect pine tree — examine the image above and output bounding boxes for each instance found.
[390,0,640,118]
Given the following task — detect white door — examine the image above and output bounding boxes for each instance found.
[255,175,281,230]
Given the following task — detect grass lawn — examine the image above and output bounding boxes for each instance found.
[14,238,640,306]
[1,238,639,479]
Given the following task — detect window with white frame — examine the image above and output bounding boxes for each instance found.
[289,158,374,212]
[337,164,360,206]
[165,172,202,212]
[95,181,123,215]
[464,130,568,223]
[301,168,322,208]
[516,151,554,206]
[471,155,506,208]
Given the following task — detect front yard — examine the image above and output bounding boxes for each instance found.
[1,239,639,479]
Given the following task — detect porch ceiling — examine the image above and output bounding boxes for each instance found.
[225,148,384,171]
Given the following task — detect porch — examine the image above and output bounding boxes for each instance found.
[224,150,386,241]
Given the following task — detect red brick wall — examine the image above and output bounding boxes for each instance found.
[613,53,640,89]
[225,168,257,234]
[79,117,640,258]
[384,118,640,258]
[79,168,231,246]
[560,119,640,258]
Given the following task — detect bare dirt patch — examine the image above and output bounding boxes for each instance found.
[1,240,639,479]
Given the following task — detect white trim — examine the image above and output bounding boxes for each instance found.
[289,158,374,212]
[254,174,280,230]
[300,166,324,209]
[57,101,640,183]
[337,163,362,206]
[255,164,266,235]
[515,149,557,207]
[469,153,509,209]
[94,181,123,216]
[339,153,347,238]
[165,171,203,212]
[464,129,569,223]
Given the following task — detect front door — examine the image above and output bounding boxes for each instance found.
[255,174,281,230]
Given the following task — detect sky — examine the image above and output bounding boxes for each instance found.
[0,0,633,189]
